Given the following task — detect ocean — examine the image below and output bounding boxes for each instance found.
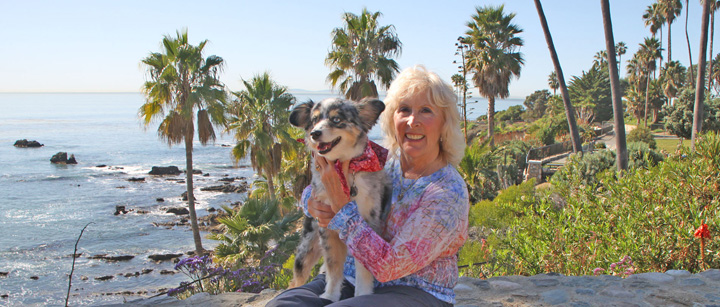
[0,92,521,306]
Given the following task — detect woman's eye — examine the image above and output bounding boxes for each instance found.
[398,107,410,113]
[421,107,433,113]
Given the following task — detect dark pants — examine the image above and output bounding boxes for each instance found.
[266,274,453,307]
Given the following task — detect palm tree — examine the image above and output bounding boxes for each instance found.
[228,73,297,201]
[534,0,582,152]
[465,5,524,148]
[140,30,227,256]
[643,3,666,64]
[616,41,628,72]
[638,37,663,126]
[593,50,609,68]
[326,8,402,100]
[703,0,720,89]
[686,0,695,82]
[451,73,465,99]
[601,0,629,171]
[548,71,559,95]
[660,61,686,104]
[658,0,683,62]
[692,0,713,150]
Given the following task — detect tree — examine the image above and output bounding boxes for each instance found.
[638,37,664,126]
[703,0,720,89]
[593,50,609,68]
[658,0,683,62]
[692,0,713,150]
[686,0,695,82]
[602,0,629,172]
[140,30,227,256]
[326,8,402,100]
[548,71,559,95]
[567,66,613,124]
[465,5,525,148]
[659,60,687,103]
[523,89,551,121]
[228,73,297,201]
[664,88,720,138]
[643,2,666,66]
[534,0,582,153]
[616,41,628,72]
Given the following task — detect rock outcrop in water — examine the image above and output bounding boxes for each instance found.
[148,166,182,175]
[14,139,44,148]
[50,152,77,164]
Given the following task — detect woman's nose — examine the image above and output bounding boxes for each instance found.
[407,114,419,127]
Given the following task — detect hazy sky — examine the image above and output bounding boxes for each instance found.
[0,0,714,98]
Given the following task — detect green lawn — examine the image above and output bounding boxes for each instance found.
[655,137,688,152]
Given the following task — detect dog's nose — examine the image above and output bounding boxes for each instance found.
[310,130,322,140]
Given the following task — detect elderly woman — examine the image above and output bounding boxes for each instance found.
[268,65,468,307]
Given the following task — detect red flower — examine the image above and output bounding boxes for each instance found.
[694,223,711,239]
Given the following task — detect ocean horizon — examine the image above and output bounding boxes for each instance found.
[0,92,522,306]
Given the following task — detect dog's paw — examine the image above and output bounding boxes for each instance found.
[320,291,341,302]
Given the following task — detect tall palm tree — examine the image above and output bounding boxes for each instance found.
[228,73,297,201]
[703,0,720,89]
[686,0,695,82]
[692,0,713,150]
[548,71,559,95]
[534,0,581,152]
[643,3,666,67]
[465,5,524,148]
[638,37,664,126]
[140,30,227,256]
[601,0,628,172]
[659,0,683,62]
[326,8,402,100]
[616,41,628,72]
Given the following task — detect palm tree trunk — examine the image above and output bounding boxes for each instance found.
[266,170,276,201]
[644,74,651,127]
[185,133,204,256]
[488,97,495,148]
[667,22,672,63]
[687,0,695,82]
[692,0,713,150]
[601,0,628,172]
[534,0,582,153]
[709,10,715,90]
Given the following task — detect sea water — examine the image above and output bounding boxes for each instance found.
[0,92,521,306]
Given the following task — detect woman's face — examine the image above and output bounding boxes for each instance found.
[393,93,444,163]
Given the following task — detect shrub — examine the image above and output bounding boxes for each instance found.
[627,125,657,149]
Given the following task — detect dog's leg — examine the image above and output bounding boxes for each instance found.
[290,217,321,288]
[319,228,347,302]
[355,262,375,296]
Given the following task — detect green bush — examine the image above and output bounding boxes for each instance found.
[463,132,720,278]
[627,125,657,149]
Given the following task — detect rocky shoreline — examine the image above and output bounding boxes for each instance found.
[99,269,720,306]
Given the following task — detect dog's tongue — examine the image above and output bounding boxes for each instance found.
[318,142,331,152]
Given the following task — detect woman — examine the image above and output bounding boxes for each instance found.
[268,65,468,307]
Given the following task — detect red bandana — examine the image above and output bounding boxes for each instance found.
[334,141,388,197]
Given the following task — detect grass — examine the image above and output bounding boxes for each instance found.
[655,138,688,152]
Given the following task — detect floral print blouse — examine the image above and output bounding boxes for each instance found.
[301,159,469,304]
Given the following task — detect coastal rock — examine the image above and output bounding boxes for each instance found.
[141,269,153,275]
[1,294,8,299]
[14,139,44,148]
[90,254,135,262]
[180,192,195,201]
[160,270,176,275]
[96,164,108,168]
[127,177,145,182]
[50,152,78,164]
[0,272,8,277]
[148,166,182,176]
[114,205,131,215]
[29,276,39,280]
[95,275,114,281]
[148,253,183,262]
[156,198,165,202]
[200,183,248,193]
[166,207,189,215]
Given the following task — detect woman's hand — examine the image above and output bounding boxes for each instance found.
[316,156,351,213]
[307,194,335,227]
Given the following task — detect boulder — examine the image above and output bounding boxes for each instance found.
[156,198,165,202]
[148,166,182,176]
[90,254,135,262]
[95,275,114,281]
[50,152,71,164]
[127,177,145,182]
[166,207,189,215]
[66,154,77,164]
[0,272,8,277]
[148,253,183,262]
[200,183,249,193]
[181,191,195,201]
[114,205,130,215]
[14,139,43,148]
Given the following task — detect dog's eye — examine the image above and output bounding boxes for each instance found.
[332,117,341,124]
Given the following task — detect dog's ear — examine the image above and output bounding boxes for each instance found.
[289,100,314,129]
[356,98,385,131]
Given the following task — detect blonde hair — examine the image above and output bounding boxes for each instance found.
[380,65,465,167]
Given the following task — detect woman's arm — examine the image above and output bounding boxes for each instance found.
[327,180,469,282]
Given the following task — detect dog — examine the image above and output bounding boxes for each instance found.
[289,97,391,302]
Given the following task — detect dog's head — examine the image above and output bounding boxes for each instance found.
[289,97,385,161]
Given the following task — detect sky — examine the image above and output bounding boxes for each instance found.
[0,0,715,99]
